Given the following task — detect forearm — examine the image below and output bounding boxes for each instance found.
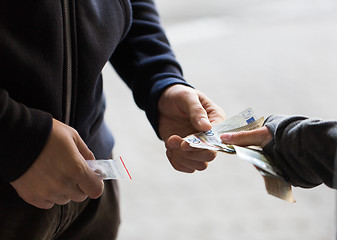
[263,115,337,189]
[109,0,191,135]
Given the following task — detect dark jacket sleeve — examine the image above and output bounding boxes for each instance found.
[262,115,337,189]
[0,90,53,182]
[109,0,192,136]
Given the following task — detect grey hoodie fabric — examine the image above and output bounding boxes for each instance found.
[263,115,337,189]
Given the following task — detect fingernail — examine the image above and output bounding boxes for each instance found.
[220,133,232,142]
[198,117,211,127]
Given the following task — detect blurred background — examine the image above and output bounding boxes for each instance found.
[103,0,337,239]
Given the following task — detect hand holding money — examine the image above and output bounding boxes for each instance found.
[183,108,295,203]
[158,85,226,173]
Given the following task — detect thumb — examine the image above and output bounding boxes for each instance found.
[182,93,212,132]
[220,126,273,148]
[73,133,103,199]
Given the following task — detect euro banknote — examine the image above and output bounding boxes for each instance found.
[184,108,264,153]
[183,108,295,203]
[234,146,295,202]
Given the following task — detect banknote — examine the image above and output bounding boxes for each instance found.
[233,146,277,176]
[183,109,271,174]
[218,117,265,134]
[86,157,132,180]
[183,108,295,203]
[184,130,235,153]
[183,108,264,154]
[234,146,295,202]
[212,107,257,134]
[258,169,295,203]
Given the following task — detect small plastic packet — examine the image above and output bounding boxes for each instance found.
[86,156,132,180]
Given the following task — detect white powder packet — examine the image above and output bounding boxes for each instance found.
[86,157,132,180]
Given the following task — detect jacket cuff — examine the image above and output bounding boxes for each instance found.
[146,77,192,139]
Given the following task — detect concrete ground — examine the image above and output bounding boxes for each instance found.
[102,0,337,239]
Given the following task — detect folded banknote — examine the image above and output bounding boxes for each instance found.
[183,108,295,203]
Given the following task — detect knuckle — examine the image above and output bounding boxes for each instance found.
[191,105,206,114]
[69,128,81,142]
[40,188,58,200]
[70,162,87,179]
[70,127,79,136]
[88,151,95,160]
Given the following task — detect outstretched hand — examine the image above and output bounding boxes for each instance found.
[158,84,225,173]
[10,119,104,209]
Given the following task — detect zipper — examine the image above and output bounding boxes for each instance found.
[53,0,73,237]
[63,0,72,125]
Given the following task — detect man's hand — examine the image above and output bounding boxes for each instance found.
[220,126,273,148]
[158,84,225,173]
[10,119,104,209]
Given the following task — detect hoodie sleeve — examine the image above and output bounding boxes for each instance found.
[262,114,337,189]
[0,89,52,183]
[109,0,192,136]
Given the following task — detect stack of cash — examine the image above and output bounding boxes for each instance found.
[184,108,295,203]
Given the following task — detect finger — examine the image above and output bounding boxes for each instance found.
[74,131,95,160]
[220,126,271,147]
[220,131,261,146]
[179,91,212,132]
[35,201,55,209]
[70,129,102,198]
[11,181,56,209]
[27,198,55,210]
[49,194,71,205]
[38,201,55,209]
[181,141,217,161]
[167,148,210,171]
[167,137,216,162]
[180,141,200,151]
[181,148,217,162]
[176,157,209,171]
[34,184,72,206]
[65,185,88,203]
[77,167,104,199]
[166,135,183,151]
[181,140,218,154]
[167,151,195,173]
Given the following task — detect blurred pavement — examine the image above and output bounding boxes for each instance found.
[103,0,337,239]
